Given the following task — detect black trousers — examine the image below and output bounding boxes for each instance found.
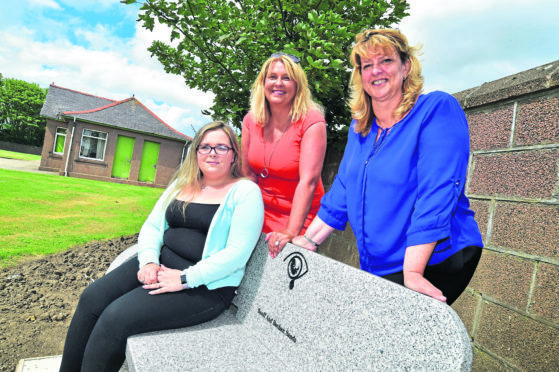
[59,258,233,372]
[381,245,482,305]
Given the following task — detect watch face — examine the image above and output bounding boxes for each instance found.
[180,274,187,284]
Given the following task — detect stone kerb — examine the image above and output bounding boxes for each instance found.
[111,238,472,371]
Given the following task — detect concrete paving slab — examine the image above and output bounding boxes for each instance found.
[0,158,58,175]
[16,356,129,372]
[16,355,61,372]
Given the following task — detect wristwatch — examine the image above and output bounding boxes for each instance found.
[180,271,189,290]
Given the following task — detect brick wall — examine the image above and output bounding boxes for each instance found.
[318,60,559,371]
[39,118,186,188]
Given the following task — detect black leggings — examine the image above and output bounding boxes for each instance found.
[59,258,233,372]
[381,245,482,305]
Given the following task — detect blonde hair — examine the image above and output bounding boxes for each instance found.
[163,121,243,210]
[349,29,423,136]
[249,55,323,126]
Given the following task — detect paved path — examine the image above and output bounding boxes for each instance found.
[16,356,61,372]
[16,355,129,372]
[0,157,58,175]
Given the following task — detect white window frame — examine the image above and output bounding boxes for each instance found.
[53,127,67,154]
[79,128,108,161]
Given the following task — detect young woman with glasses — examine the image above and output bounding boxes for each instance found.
[60,121,264,371]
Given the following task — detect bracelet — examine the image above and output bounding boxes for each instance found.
[303,234,319,248]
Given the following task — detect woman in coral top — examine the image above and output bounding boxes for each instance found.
[242,53,327,258]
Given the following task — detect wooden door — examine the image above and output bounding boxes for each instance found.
[138,140,160,183]
[111,135,135,179]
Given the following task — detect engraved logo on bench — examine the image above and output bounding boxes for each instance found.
[284,252,308,289]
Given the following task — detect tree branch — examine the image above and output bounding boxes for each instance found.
[274,0,291,39]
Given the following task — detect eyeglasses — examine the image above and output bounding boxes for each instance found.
[271,52,301,64]
[197,144,232,155]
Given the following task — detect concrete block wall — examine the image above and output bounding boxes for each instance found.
[319,145,361,268]
[318,60,559,371]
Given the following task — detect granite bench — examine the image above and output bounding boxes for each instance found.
[107,235,472,371]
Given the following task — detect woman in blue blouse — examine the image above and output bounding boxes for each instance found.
[293,29,482,305]
[60,121,264,371]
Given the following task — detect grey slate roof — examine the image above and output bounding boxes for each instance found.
[41,84,190,141]
[40,85,115,119]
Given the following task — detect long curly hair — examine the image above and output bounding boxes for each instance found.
[348,29,423,136]
[249,54,323,127]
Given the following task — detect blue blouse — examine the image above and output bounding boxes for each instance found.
[318,91,483,276]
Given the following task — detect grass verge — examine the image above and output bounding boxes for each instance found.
[0,149,42,161]
[0,168,164,266]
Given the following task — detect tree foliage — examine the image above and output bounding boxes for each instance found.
[126,0,409,144]
[0,76,47,147]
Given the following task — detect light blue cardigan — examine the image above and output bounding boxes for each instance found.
[137,179,264,290]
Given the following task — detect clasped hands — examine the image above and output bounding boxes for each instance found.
[137,263,183,295]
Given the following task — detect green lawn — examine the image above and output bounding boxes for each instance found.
[0,149,42,161]
[0,168,164,266]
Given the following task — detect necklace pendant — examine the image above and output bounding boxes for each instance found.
[260,168,269,179]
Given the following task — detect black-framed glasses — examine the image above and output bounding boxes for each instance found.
[271,52,301,64]
[197,144,232,155]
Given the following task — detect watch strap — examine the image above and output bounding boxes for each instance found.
[180,272,189,289]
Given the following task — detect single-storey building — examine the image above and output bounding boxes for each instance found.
[39,84,192,188]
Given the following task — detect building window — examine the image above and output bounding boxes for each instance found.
[53,127,67,154]
[79,129,107,161]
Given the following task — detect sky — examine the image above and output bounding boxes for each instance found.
[0,0,558,137]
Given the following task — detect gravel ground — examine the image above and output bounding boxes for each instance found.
[0,234,138,372]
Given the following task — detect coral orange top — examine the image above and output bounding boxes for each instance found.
[242,110,325,234]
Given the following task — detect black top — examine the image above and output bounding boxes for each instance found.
[163,200,219,264]
[160,200,237,302]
